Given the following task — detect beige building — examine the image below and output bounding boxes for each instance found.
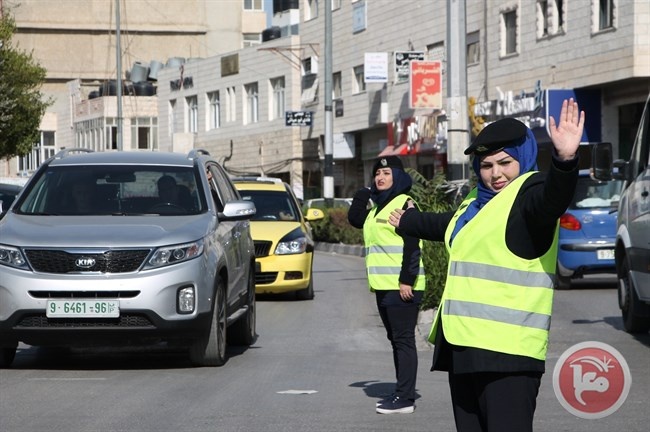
[155,0,649,198]
[1,0,267,177]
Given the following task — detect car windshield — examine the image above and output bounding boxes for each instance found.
[16,165,207,216]
[239,190,299,222]
[570,177,623,209]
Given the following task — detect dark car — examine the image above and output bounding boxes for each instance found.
[0,183,23,219]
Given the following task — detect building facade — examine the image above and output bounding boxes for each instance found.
[1,0,267,177]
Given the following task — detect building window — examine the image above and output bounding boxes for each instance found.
[168,100,176,137]
[226,87,236,122]
[185,96,198,133]
[538,0,565,37]
[131,117,158,150]
[302,56,318,75]
[332,72,342,100]
[270,77,285,121]
[244,0,263,10]
[500,8,518,56]
[17,131,56,174]
[552,0,564,33]
[466,31,480,65]
[243,33,261,48]
[305,0,318,21]
[207,91,220,130]
[332,0,341,10]
[74,118,104,151]
[595,0,615,32]
[353,65,365,94]
[244,82,259,124]
[105,117,118,149]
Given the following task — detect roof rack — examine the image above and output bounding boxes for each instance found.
[188,149,211,160]
[54,148,95,159]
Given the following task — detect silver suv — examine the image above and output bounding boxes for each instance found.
[0,148,257,367]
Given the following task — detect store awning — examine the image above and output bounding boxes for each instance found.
[377,143,409,157]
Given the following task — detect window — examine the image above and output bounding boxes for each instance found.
[105,117,118,149]
[466,31,480,65]
[131,117,158,150]
[244,0,263,10]
[226,87,236,122]
[538,0,564,37]
[501,9,518,56]
[305,0,318,21]
[332,72,342,100]
[168,100,176,137]
[74,118,104,151]
[353,65,365,94]
[332,0,341,10]
[17,131,56,174]
[207,91,220,130]
[552,0,564,33]
[270,77,285,120]
[595,0,615,31]
[185,96,198,133]
[243,33,261,48]
[302,56,318,75]
[244,82,259,124]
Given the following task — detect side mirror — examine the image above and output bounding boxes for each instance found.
[591,142,613,181]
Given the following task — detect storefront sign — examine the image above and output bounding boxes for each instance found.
[364,52,388,83]
[394,51,425,83]
[285,111,313,126]
[409,61,442,109]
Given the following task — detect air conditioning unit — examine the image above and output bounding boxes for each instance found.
[303,56,318,75]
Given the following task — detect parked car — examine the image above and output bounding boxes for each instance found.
[0,183,24,219]
[555,170,623,289]
[0,148,257,367]
[233,177,324,300]
[592,92,650,333]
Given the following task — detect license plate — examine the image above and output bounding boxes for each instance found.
[46,300,120,318]
[596,249,615,260]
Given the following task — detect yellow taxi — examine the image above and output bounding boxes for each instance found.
[233,178,324,300]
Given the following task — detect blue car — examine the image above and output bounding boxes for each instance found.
[555,171,623,289]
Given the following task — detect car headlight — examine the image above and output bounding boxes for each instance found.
[275,228,308,255]
[145,240,204,269]
[0,244,29,270]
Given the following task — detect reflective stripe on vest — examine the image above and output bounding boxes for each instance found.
[364,194,426,291]
[428,172,558,361]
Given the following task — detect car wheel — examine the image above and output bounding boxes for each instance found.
[619,258,650,334]
[190,278,227,366]
[0,346,17,368]
[295,275,314,300]
[229,270,257,346]
[554,271,571,290]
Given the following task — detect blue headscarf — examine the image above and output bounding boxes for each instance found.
[449,127,539,243]
[370,167,412,207]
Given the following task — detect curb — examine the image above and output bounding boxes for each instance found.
[315,242,434,350]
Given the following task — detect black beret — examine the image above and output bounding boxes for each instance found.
[464,118,528,155]
[372,156,404,174]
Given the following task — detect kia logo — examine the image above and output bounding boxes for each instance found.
[75,257,96,268]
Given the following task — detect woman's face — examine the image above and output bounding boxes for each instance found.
[374,167,394,191]
[479,151,521,193]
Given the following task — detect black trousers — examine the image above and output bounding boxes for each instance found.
[376,292,420,401]
[448,371,542,432]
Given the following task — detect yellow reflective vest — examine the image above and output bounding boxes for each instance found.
[429,172,558,361]
[364,194,426,292]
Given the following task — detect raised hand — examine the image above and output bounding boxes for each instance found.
[548,98,585,161]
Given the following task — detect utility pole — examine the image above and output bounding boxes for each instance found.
[116,0,123,151]
[323,0,334,206]
[446,0,469,180]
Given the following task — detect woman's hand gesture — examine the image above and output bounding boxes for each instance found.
[549,98,585,161]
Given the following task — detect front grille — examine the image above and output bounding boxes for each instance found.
[254,241,273,257]
[25,249,151,274]
[256,272,278,285]
[16,313,154,328]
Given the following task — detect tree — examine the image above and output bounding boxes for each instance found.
[0,12,51,159]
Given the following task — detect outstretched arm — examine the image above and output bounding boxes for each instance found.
[549,98,584,161]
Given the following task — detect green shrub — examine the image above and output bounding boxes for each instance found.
[310,207,364,245]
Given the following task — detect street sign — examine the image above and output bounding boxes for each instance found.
[285,111,313,127]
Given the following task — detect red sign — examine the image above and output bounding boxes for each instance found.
[409,61,442,109]
[553,341,631,419]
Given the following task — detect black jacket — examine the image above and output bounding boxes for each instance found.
[398,155,579,373]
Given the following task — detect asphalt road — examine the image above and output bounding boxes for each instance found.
[0,251,648,432]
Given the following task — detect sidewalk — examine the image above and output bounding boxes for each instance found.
[315,242,435,351]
